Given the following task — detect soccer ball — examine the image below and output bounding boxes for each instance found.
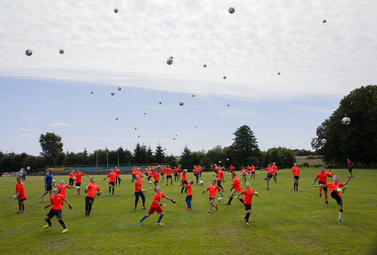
[114,8,119,13]
[179,102,184,106]
[218,197,223,202]
[147,180,152,185]
[59,49,64,54]
[277,72,281,75]
[25,49,33,56]
[203,64,207,68]
[111,92,115,96]
[118,87,121,91]
[13,195,17,200]
[73,177,77,180]
[199,180,204,186]
[323,19,327,23]
[223,76,227,79]
[167,58,173,65]
[116,117,118,120]
[342,117,351,125]
[52,179,56,183]
[321,139,327,144]
[228,7,235,14]
[159,102,162,104]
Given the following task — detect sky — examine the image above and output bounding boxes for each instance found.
[0,0,376,157]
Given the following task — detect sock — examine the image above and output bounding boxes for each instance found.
[109,187,111,193]
[339,210,343,219]
[88,205,92,215]
[294,183,296,190]
[135,202,137,209]
[45,219,52,226]
[18,203,21,211]
[22,204,25,211]
[228,197,233,204]
[245,212,250,222]
[319,188,322,195]
[58,219,66,229]
[325,194,328,202]
[239,198,244,204]
[157,214,164,223]
[139,215,148,223]
[296,183,298,190]
[112,188,114,195]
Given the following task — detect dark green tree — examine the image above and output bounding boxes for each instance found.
[154,145,165,163]
[39,132,64,158]
[134,143,147,163]
[263,147,295,167]
[180,146,193,169]
[312,85,377,165]
[231,125,262,167]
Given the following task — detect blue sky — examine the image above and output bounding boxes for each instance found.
[0,0,376,156]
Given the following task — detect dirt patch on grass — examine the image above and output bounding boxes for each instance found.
[41,241,75,250]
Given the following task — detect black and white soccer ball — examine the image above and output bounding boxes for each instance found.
[199,180,204,186]
[167,58,173,65]
[59,49,64,54]
[25,49,33,56]
[342,117,351,125]
[228,7,235,14]
[321,139,327,145]
[179,102,184,106]
[111,92,115,96]
[114,8,119,13]
[218,197,223,202]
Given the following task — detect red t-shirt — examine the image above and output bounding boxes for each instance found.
[69,172,74,178]
[114,168,120,177]
[134,179,142,192]
[182,171,187,181]
[50,194,65,210]
[229,166,235,172]
[86,183,101,198]
[316,172,331,184]
[15,182,26,200]
[107,172,116,182]
[324,182,344,196]
[250,166,255,172]
[232,177,242,192]
[74,172,84,183]
[173,168,179,174]
[217,170,224,181]
[292,167,300,177]
[187,183,193,196]
[55,184,69,197]
[206,184,221,198]
[153,172,159,181]
[166,168,172,176]
[151,192,166,207]
[240,189,256,205]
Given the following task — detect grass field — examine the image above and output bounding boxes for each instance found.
[1,168,376,255]
[295,156,324,167]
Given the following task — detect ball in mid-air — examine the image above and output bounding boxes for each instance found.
[198,180,204,186]
[167,58,173,65]
[323,19,327,23]
[321,139,327,144]
[59,49,64,54]
[73,177,77,180]
[203,64,207,68]
[342,117,351,125]
[25,49,33,56]
[114,8,119,13]
[111,92,115,96]
[218,197,223,202]
[179,102,184,106]
[118,87,121,91]
[228,7,235,14]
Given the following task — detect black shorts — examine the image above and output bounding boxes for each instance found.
[244,204,252,210]
[76,182,81,186]
[18,198,26,201]
[182,180,188,185]
[45,184,52,191]
[331,190,343,205]
[135,192,145,202]
[174,173,178,176]
[294,176,299,180]
[47,209,62,219]
[167,175,172,179]
[154,181,159,185]
[267,173,273,179]
[348,168,353,173]
[318,181,327,191]
[109,182,115,186]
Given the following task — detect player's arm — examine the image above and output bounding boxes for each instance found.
[253,191,259,197]
[44,201,53,209]
[343,176,352,186]
[164,195,176,204]
[313,183,325,188]
[202,187,209,194]
[312,177,319,186]
[63,197,73,210]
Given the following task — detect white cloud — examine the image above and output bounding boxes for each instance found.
[0,0,376,101]
[50,122,72,128]
[19,133,35,137]
[25,118,37,121]
[19,128,35,132]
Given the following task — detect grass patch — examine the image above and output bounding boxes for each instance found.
[0,168,376,254]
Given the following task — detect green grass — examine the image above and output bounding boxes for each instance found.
[1,168,376,255]
[295,156,324,167]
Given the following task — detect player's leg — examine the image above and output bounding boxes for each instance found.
[44,210,54,227]
[324,187,328,204]
[56,210,67,231]
[134,192,140,209]
[140,192,146,209]
[157,211,165,225]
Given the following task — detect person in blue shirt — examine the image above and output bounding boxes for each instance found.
[40,168,54,201]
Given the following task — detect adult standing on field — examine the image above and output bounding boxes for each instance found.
[85,177,101,216]
[75,168,89,196]
[15,177,26,213]
[347,159,354,178]
[292,163,300,191]
[312,167,333,204]
[40,168,53,201]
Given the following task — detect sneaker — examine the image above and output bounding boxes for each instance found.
[340,187,347,193]
[319,194,322,197]
[245,221,250,225]
[143,207,147,210]
[187,208,191,210]
[40,196,43,201]
[208,211,212,215]
[221,192,224,197]
[138,222,142,226]
[44,224,52,228]
[62,228,69,233]
[16,211,22,213]
[215,205,218,211]
[157,222,163,225]
[326,201,329,204]
[339,218,344,222]
[224,202,229,205]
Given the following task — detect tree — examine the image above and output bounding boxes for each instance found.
[154,145,165,163]
[134,143,147,163]
[39,132,64,158]
[180,146,193,169]
[263,147,295,167]
[312,85,377,165]
[231,125,262,167]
